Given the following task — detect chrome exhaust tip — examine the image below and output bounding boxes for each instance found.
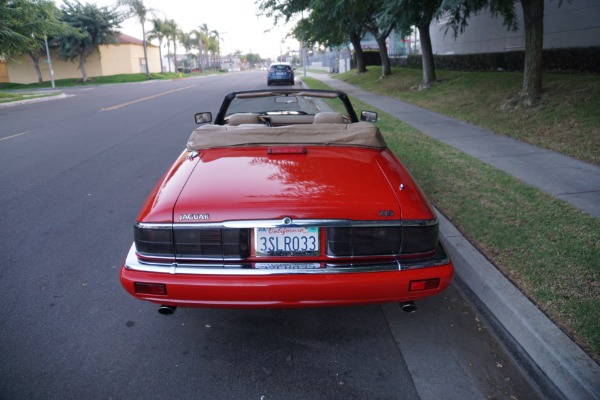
[400,301,417,313]
[158,305,177,315]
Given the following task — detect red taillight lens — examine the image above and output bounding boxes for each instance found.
[326,227,402,256]
[401,223,439,255]
[409,278,440,291]
[134,282,167,295]
[134,224,174,257]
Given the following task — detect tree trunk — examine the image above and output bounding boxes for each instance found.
[349,31,367,73]
[142,24,150,76]
[166,39,171,72]
[520,0,544,105]
[198,40,204,72]
[372,31,391,78]
[78,51,88,82]
[173,39,178,73]
[29,51,43,83]
[158,39,164,73]
[418,24,436,89]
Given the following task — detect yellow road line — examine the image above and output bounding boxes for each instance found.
[0,131,29,142]
[101,85,195,111]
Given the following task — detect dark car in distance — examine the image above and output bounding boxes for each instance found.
[267,62,294,86]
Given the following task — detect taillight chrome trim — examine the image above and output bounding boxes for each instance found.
[136,218,436,230]
[124,241,450,275]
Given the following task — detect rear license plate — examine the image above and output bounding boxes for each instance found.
[255,227,319,256]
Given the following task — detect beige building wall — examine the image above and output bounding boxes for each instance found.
[100,43,160,75]
[0,60,8,82]
[7,48,103,84]
[5,41,160,84]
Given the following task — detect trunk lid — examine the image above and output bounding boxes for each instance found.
[173,147,401,223]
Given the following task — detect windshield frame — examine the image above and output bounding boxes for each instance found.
[213,89,359,125]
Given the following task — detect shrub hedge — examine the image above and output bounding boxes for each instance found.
[402,47,600,74]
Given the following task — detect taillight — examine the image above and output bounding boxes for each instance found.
[402,223,438,255]
[326,220,438,258]
[134,224,174,257]
[134,224,250,260]
[327,227,402,256]
[174,228,250,259]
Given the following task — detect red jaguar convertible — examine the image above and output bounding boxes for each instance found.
[120,89,454,313]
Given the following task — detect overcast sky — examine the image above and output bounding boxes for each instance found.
[54,0,300,59]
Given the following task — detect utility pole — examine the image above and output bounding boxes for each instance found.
[44,36,55,89]
[301,11,307,77]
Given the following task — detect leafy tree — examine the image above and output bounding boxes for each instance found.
[290,4,368,73]
[0,0,73,82]
[333,0,394,77]
[147,17,168,73]
[57,0,121,82]
[380,0,442,89]
[1,0,58,55]
[441,0,556,106]
[257,0,312,26]
[258,0,363,72]
[243,52,262,67]
[118,0,155,76]
[259,0,392,76]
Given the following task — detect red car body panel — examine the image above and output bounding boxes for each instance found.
[120,265,454,309]
[137,147,435,224]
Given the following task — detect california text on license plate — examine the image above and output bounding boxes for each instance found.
[255,227,319,256]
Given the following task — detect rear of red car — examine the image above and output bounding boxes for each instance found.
[120,143,453,310]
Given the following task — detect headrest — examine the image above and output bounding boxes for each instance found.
[313,112,345,124]
[228,113,260,125]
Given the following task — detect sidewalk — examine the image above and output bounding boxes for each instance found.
[305,73,600,400]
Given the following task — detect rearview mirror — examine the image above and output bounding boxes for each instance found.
[360,110,378,122]
[275,96,298,104]
[195,112,212,124]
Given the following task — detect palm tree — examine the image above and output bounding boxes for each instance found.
[118,0,154,76]
[208,31,219,69]
[179,31,197,71]
[147,18,167,73]
[211,30,221,70]
[163,19,179,72]
[198,23,210,70]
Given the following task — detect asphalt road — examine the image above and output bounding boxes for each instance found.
[0,71,541,399]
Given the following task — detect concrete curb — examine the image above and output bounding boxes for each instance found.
[0,92,66,108]
[438,211,600,400]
